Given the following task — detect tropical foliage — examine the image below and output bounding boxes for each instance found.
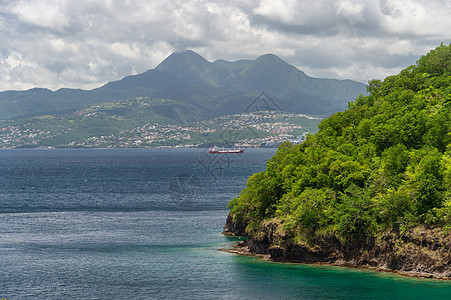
[229,43,451,243]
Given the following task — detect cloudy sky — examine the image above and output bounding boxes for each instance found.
[1,0,450,91]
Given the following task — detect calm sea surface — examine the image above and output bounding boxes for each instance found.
[1,148,450,299]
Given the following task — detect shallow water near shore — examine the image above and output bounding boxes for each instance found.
[1,148,450,299]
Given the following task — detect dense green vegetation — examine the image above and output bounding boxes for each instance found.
[229,43,451,244]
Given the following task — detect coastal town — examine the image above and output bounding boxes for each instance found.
[0,110,321,148]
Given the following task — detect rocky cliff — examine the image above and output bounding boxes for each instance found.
[224,214,451,280]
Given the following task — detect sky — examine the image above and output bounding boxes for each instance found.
[0,0,450,92]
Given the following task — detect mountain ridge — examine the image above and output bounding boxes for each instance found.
[0,50,367,120]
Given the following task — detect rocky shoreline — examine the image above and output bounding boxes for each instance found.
[222,214,451,280]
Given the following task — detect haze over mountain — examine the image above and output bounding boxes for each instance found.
[0,50,367,121]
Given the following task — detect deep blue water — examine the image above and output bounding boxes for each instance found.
[1,148,450,299]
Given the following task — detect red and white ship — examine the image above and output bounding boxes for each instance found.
[208,146,244,154]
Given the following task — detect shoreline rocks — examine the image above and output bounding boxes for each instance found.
[223,214,451,280]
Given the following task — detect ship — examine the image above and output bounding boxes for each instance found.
[208,146,244,154]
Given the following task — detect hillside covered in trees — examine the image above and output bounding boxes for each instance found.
[225,43,451,278]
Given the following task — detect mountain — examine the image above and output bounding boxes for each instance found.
[0,51,367,121]
[155,50,218,87]
[224,43,451,279]
[155,51,367,114]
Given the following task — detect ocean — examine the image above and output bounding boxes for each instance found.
[1,148,450,299]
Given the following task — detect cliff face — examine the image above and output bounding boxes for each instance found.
[223,214,247,237]
[224,214,451,279]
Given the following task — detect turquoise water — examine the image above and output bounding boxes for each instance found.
[0,149,450,299]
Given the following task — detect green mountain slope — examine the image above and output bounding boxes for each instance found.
[156,51,367,115]
[226,43,451,277]
[0,51,367,121]
[0,71,202,120]
[155,50,219,87]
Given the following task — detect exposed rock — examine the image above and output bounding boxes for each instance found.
[223,216,451,280]
[222,213,247,237]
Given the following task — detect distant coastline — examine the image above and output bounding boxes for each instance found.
[0,110,319,149]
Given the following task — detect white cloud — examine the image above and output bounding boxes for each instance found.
[380,0,451,38]
[10,0,71,33]
[335,0,365,24]
[253,0,298,24]
[0,0,450,91]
